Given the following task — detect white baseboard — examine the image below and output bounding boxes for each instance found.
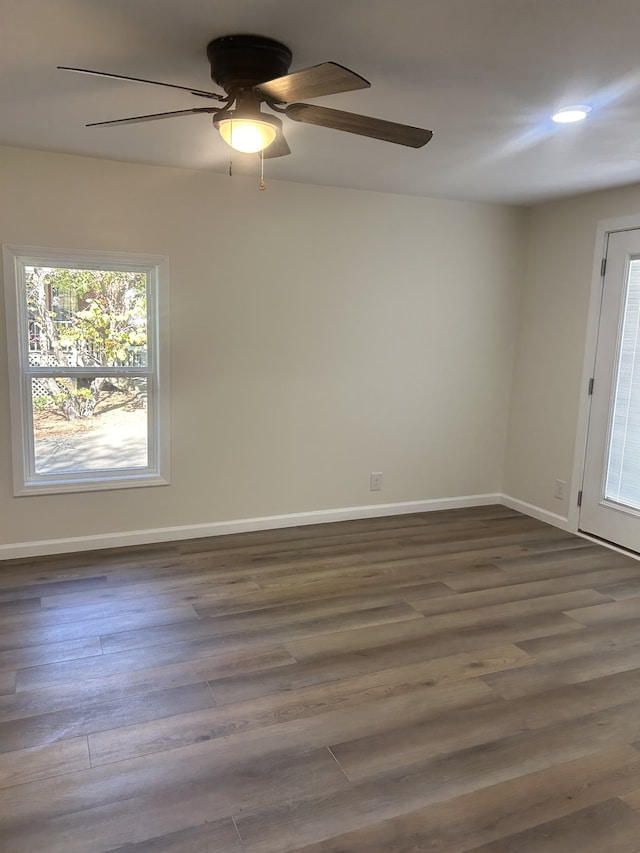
[500,494,571,531]
[0,493,502,560]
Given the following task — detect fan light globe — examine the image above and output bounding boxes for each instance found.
[552,105,592,123]
[218,118,277,153]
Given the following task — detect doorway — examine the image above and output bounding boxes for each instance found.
[580,228,640,553]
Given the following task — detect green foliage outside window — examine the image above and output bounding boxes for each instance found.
[27,267,147,419]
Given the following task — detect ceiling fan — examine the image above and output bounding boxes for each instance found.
[58,34,433,158]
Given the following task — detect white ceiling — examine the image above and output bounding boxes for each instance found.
[3,0,640,205]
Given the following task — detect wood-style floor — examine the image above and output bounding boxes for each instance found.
[2,506,640,851]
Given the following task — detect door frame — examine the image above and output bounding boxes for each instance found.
[570,212,640,537]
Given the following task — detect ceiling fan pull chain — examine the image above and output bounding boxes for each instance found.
[259,148,266,191]
[229,118,233,176]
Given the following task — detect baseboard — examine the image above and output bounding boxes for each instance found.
[500,494,571,531]
[0,493,502,560]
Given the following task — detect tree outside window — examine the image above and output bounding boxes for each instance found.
[3,246,169,495]
[27,266,147,419]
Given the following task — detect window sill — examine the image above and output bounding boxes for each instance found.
[14,472,170,497]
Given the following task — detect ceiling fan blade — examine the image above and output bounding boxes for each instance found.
[255,62,369,102]
[261,130,291,159]
[285,103,433,148]
[58,66,226,101]
[86,107,220,127]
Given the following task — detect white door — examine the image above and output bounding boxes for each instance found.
[580,228,640,553]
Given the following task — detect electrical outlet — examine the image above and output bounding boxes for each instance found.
[554,479,566,501]
[370,472,383,491]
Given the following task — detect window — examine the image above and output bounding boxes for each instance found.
[3,246,169,495]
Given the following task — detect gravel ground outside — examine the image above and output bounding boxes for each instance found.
[33,392,148,473]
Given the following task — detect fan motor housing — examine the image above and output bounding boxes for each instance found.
[207,34,293,93]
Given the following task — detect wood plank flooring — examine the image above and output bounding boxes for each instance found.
[1,506,640,851]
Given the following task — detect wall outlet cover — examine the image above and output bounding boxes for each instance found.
[370,472,383,491]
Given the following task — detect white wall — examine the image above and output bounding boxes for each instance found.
[503,182,640,520]
[0,146,524,554]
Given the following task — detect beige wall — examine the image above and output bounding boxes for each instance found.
[503,182,640,518]
[0,146,524,552]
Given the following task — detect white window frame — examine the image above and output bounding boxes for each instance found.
[2,245,170,496]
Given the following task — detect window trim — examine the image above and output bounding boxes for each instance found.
[3,245,170,496]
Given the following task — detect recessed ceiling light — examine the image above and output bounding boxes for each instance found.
[552,105,592,123]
